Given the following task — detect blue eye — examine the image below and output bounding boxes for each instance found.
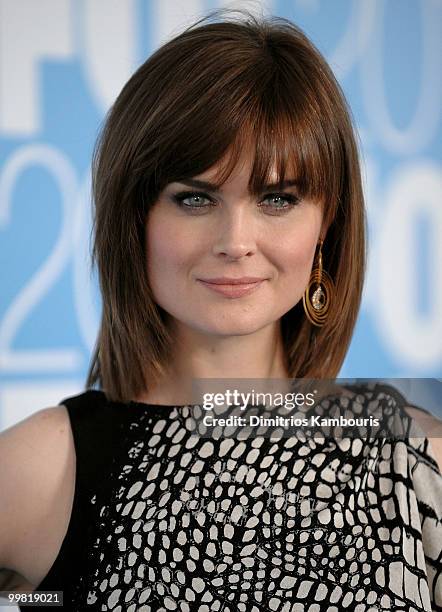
[260,193,300,211]
[171,190,300,214]
[172,191,214,211]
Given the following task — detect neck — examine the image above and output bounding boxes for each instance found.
[135,321,289,405]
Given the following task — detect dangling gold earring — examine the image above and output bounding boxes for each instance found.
[303,239,334,327]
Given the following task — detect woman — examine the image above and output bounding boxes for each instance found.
[1,10,441,612]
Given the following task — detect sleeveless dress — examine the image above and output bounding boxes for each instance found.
[25,383,442,611]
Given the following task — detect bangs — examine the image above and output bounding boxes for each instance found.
[211,106,342,215]
[136,16,349,232]
[150,73,343,229]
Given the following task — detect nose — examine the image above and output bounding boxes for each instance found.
[211,206,257,260]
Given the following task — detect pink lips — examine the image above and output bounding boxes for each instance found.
[197,277,267,298]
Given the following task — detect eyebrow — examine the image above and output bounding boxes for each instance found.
[174,178,300,192]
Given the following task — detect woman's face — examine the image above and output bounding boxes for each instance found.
[145,150,325,339]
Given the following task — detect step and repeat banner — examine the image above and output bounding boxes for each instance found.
[1,0,441,430]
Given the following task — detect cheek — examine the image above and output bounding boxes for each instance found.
[145,213,198,287]
[273,222,319,283]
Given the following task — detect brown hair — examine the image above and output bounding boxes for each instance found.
[86,9,366,402]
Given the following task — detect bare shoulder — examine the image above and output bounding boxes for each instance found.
[1,404,71,444]
[404,406,442,473]
[0,405,76,587]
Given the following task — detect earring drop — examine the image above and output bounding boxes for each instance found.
[303,240,334,326]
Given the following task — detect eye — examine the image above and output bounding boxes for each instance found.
[172,191,215,211]
[170,190,300,215]
[259,193,300,214]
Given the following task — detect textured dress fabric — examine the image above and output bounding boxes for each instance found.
[26,384,442,612]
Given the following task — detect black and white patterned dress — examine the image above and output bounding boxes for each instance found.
[30,384,442,611]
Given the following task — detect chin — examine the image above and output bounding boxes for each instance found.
[193,316,272,337]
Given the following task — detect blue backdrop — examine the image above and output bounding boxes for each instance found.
[1,0,441,430]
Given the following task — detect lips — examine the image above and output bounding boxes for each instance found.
[197,277,266,298]
[198,277,266,285]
